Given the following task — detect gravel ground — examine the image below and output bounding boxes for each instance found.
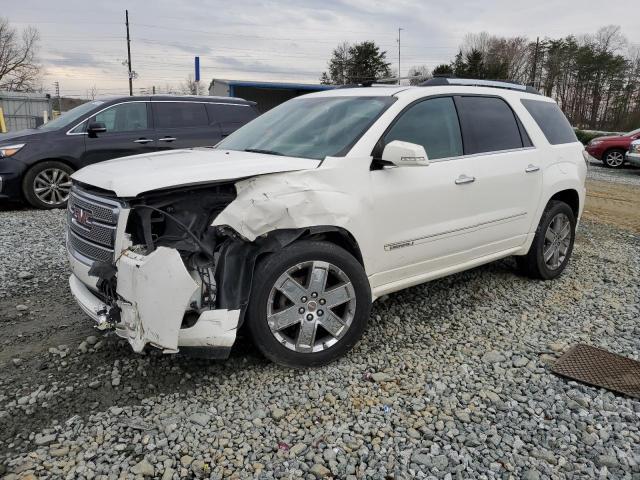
[587,158,640,186]
[1,177,639,479]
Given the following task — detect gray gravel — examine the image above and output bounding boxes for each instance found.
[0,208,68,300]
[587,158,640,186]
[1,201,639,478]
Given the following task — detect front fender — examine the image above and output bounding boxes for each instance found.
[213,165,373,270]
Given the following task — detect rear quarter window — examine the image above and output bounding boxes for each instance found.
[153,102,208,129]
[521,99,578,145]
[207,103,257,125]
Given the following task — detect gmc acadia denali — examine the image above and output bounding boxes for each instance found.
[66,78,587,367]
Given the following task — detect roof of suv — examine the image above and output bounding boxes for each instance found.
[95,94,253,104]
[303,84,552,102]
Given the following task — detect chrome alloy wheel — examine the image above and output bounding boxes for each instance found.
[605,150,624,167]
[33,168,72,205]
[543,213,571,270]
[266,261,356,353]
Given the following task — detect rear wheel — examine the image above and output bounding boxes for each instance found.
[23,161,74,209]
[246,240,371,367]
[602,149,626,169]
[516,200,576,280]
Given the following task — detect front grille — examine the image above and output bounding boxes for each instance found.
[68,230,114,263]
[67,187,121,264]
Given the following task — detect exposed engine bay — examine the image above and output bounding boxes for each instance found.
[75,181,315,357]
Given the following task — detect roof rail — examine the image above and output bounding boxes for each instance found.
[420,77,541,95]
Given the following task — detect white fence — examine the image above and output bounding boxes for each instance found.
[0,91,52,132]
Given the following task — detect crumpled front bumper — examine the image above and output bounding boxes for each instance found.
[68,246,240,355]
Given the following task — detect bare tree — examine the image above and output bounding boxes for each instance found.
[180,74,205,95]
[0,17,40,91]
[407,65,431,85]
[87,85,98,100]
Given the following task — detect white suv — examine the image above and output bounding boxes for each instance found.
[67,79,587,367]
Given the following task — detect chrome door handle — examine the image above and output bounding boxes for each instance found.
[525,164,540,173]
[133,138,153,144]
[455,174,475,185]
[159,137,177,142]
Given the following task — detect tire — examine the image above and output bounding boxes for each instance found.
[516,200,576,280]
[22,161,74,209]
[602,149,626,169]
[246,240,371,368]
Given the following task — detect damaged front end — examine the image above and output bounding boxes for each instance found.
[68,183,255,357]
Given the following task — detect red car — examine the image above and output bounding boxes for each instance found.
[586,128,640,168]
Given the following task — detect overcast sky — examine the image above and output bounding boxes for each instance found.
[4,0,640,98]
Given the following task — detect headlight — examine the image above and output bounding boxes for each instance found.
[589,140,601,146]
[631,143,640,153]
[0,144,25,157]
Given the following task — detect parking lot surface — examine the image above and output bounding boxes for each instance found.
[0,164,639,479]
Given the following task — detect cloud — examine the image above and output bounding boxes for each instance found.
[3,0,639,95]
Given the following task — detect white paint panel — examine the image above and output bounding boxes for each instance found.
[115,247,198,352]
[72,148,320,197]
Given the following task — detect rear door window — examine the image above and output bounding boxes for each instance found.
[456,96,524,154]
[521,99,578,145]
[153,102,208,129]
[384,96,463,160]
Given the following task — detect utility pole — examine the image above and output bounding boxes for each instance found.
[530,36,540,88]
[397,28,403,85]
[125,10,133,96]
[54,81,61,113]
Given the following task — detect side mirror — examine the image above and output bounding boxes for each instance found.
[87,122,107,136]
[381,140,429,167]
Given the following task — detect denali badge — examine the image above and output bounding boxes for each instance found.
[72,207,92,227]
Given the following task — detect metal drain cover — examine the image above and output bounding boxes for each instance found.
[551,344,640,399]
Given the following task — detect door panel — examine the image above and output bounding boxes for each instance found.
[454,95,542,255]
[466,149,542,252]
[370,157,481,285]
[152,102,221,149]
[369,96,482,284]
[81,102,156,165]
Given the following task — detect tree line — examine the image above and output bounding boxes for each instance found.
[322,26,640,131]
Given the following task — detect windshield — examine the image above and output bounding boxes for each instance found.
[216,96,395,160]
[38,100,104,131]
[626,127,640,136]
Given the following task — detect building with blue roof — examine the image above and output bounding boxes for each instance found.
[209,79,335,112]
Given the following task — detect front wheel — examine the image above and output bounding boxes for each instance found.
[246,240,371,367]
[516,200,576,280]
[602,149,626,169]
[22,161,74,209]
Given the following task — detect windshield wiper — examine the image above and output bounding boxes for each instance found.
[244,148,285,156]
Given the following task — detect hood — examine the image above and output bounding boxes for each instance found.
[0,128,41,143]
[591,135,623,142]
[72,148,321,197]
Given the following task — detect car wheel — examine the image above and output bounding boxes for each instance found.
[246,240,371,367]
[602,149,626,168]
[516,200,576,280]
[23,161,74,209]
